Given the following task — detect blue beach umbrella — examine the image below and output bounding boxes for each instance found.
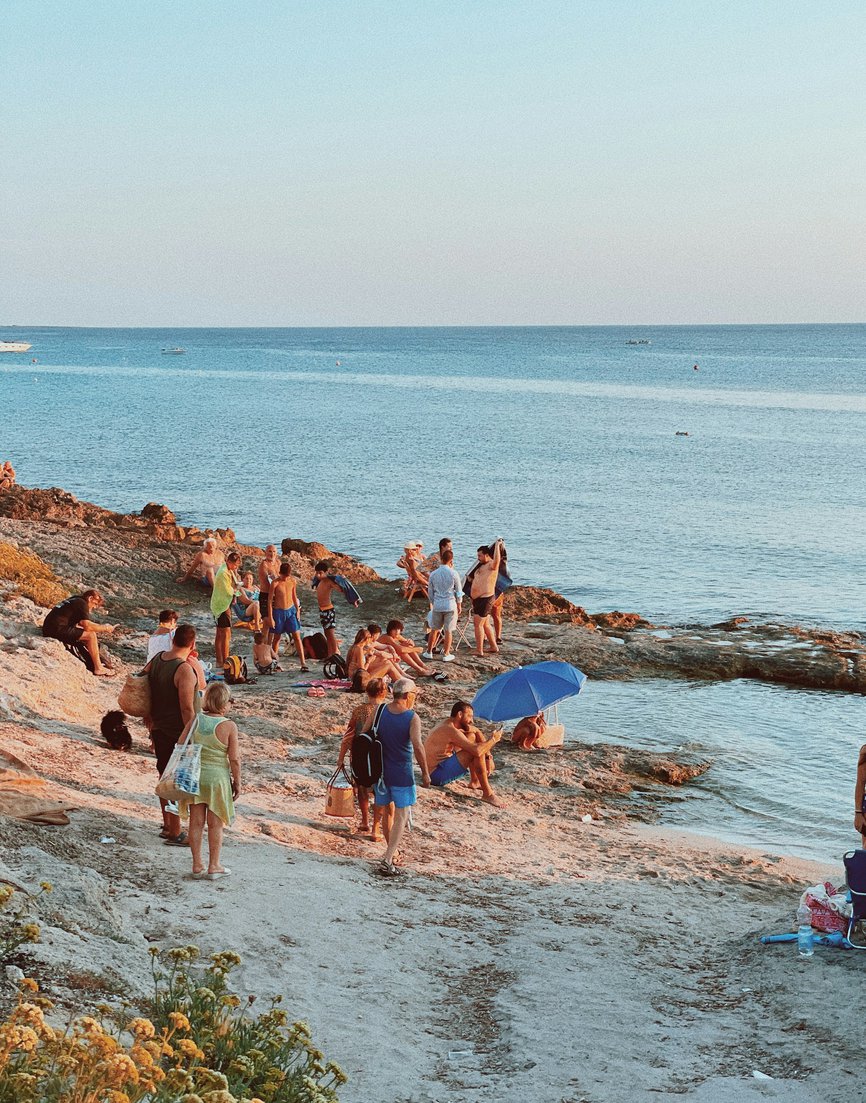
[470,661,587,723]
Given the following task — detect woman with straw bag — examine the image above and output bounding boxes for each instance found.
[176,682,241,880]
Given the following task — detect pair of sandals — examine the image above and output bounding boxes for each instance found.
[376,859,403,878]
[428,671,450,683]
[307,686,326,698]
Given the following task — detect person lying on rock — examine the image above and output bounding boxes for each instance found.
[512,712,546,751]
[175,537,224,588]
[42,589,118,677]
[424,701,505,807]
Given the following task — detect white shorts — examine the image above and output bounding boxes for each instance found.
[430,608,458,632]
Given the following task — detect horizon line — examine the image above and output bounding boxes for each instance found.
[3,321,865,331]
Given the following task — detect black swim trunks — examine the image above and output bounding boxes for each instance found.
[151,728,179,776]
[472,595,495,617]
[319,606,337,631]
[216,610,231,629]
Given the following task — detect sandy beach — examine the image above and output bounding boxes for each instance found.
[1,491,864,1102]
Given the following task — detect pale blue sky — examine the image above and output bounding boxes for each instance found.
[2,1,864,325]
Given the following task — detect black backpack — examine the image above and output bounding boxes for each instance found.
[350,702,386,788]
[323,653,348,680]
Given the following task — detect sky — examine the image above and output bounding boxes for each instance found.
[1,1,864,326]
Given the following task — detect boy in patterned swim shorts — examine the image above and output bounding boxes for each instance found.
[314,560,340,657]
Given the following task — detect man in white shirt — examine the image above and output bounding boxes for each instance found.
[423,548,462,662]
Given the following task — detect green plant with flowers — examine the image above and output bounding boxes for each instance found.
[0,943,345,1103]
[0,882,52,965]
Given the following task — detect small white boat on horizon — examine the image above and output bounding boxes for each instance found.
[0,341,32,352]
[161,347,186,354]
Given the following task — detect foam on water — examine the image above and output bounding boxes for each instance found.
[6,360,866,413]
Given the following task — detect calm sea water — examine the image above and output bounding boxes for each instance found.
[1,324,864,860]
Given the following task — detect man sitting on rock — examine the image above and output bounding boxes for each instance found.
[42,589,118,677]
[424,701,505,807]
[0,461,15,490]
[176,537,224,588]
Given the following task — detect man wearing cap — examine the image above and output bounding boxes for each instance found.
[358,678,429,876]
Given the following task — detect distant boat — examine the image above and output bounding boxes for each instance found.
[161,347,186,354]
[626,339,651,346]
[0,340,32,352]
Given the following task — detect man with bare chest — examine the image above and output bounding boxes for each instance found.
[470,539,502,656]
[313,560,340,657]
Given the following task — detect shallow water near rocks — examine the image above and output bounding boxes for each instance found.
[560,678,863,863]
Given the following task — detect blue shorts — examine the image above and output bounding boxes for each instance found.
[273,607,300,634]
[231,601,253,621]
[430,752,469,787]
[373,780,416,808]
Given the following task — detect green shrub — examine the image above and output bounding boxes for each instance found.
[0,940,345,1103]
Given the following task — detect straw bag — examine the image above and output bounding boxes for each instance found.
[155,717,202,802]
[325,765,356,818]
[118,671,151,718]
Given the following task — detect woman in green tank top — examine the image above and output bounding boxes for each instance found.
[177,681,241,879]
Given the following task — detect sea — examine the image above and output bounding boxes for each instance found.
[1,324,864,863]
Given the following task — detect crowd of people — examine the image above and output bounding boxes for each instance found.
[38,530,517,879]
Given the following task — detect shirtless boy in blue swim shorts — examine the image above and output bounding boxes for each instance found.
[270,563,309,672]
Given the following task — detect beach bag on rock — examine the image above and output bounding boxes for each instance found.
[155,716,201,802]
[223,655,249,685]
[350,702,386,789]
[325,765,356,818]
[118,671,151,718]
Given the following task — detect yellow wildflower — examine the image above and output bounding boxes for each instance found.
[177,1037,205,1060]
[19,977,38,993]
[130,1043,155,1068]
[128,1017,156,1039]
[169,1010,191,1032]
[39,881,53,892]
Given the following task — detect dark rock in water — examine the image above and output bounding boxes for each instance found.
[592,610,651,632]
[138,502,176,525]
[711,616,750,630]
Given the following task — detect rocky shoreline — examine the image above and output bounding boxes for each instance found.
[2,482,863,695]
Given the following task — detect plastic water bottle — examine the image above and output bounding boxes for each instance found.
[796,904,814,958]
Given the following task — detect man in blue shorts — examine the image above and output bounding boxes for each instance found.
[269,562,309,672]
[424,701,505,808]
[360,678,430,876]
